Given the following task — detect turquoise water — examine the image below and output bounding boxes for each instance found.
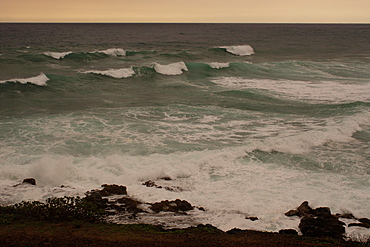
[0,24,369,234]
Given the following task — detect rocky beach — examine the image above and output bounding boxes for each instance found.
[1,179,369,246]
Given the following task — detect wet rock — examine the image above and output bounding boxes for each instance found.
[100,184,127,196]
[285,201,314,217]
[298,206,345,239]
[279,229,298,235]
[150,199,194,213]
[245,216,259,221]
[22,178,36,185]
[335,212,356,219]
[115,197,144,214]
[349,218,370,228]
[142,180,162,189]
[286,201,346,239]
[85,191,108,208]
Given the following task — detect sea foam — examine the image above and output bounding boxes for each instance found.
[153,61,188,75]
[0,73,49,86]
[219,45,254,56]
[43,51,73,59]
[82,68,135,78]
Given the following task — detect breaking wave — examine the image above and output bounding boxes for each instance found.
[43,51,73,59]
[81,68,135,78]
[153,61,188,75]
[97,48,126,56]
[0,73,49,86]
[218,45,254,56]
[208,62,230,69]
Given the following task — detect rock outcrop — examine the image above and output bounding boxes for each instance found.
[285,201,345,239]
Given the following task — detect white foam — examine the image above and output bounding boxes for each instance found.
[208,62,230,69]
[219,45,254,56]
[211,77,370,103]
[82,68,135,78]
[153,61,188,75]
[1,142,369,238]
[43,51,72,59]
[98,48,126,56]
[252,111,369,154]
[0,73,49,86]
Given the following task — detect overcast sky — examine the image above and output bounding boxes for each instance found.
[1,0,369,23]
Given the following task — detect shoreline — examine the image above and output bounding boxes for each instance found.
[0,221,361,247]
[1,180,369,246]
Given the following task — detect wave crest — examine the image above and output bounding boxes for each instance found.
[219,45,254,56]
[97,48,126,56]
[153,61,188,75]
[82,68,135,78]
[208,62,230,69]
[43,51,73,59]
[0,73,49,86]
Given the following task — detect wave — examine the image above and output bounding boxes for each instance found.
[42,48,126,60]
[43,51,73,59]
[81,68,135,79]
[207,62,230,69]
[0,73,49,86]
[218,45,254,56]
[211,77,370,104]
[153,61,188,75]
[97,48,126,56]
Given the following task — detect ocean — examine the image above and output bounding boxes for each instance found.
[0,23,369,236]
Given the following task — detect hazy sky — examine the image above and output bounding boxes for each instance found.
[1,0,369,23]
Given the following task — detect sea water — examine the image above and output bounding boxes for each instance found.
[0,23,369,236]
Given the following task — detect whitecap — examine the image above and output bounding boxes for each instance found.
[98,48,126,56]
[0,73,49,86]
[208,62,230,69]
[153,61,188,75]
[43,51,73,59]
[220,45,254,56]
[82,68,135,78]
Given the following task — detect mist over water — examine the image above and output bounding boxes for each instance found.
[0,23,369,235]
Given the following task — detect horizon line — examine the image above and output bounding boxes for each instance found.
[1,21,370,24]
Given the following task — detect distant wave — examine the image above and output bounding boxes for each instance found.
[218,45,254,56]
[81,68,135,78]
[97,48,126,56]
[43,51,73,59]
[153,61,188,75]
[207,62,230,69]
[0,73,49,86]
[43,48,126,60]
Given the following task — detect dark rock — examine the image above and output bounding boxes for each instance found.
[226,228,246,235]
[279,229,298,235]
[85,191,108,208]
[160,176,172,181]
[335,212,356,219]
[142,180,161,188]
[359,218,370,226]
[100,184,127,196]
[115,197,144,214]
[299,215,345,239]
[150,199,194,213]
[349,218,370,228]
[313,207,332,219]
[163,186,183,192]
[22,178,36,185]
[285,201,314,217]
[245,216,259,221]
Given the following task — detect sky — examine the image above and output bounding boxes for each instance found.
[0,0,369,23]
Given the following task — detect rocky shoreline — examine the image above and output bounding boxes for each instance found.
[2,178,370,246]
